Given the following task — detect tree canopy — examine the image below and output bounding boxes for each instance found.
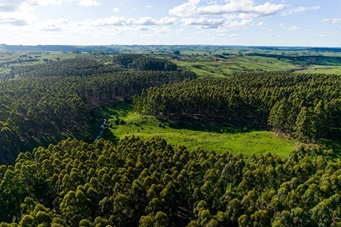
[0,56,196,163]
[0,54,340,226]
[134,73,341,143]
[0,136,339,226]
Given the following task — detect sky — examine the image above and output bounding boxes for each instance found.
[0,0,340,47]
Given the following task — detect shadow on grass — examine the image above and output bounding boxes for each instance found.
[94,100,267,136]
[95,101,133,119]
[319,128,341,157]
[87,100,133,143]
[101,128,119,143]
[167,118,266,134]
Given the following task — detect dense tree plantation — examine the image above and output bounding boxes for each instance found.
[0,56,196,163]
[1,51,341,226]
[112,54,178,71]
[0,136,339,226]
[12,58,118,78]
[134,73,341,143]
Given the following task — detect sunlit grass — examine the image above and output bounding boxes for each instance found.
[174,55,341,77]
[174,55,296,77]
[101,102,297,158]
[297,66,341,74]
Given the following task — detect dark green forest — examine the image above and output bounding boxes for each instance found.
[0,137,340,226]
[0,52,341,226]
[0,56,196,164]
[134,73,341,143]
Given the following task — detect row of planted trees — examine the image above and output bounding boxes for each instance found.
[0,56,196,163]
[134,73,341,143]
[0,136,339,226]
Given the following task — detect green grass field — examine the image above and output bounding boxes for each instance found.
[174,55,296,77]
[296,66,341,74]
[97,102,298,158]
[173,54,341,77]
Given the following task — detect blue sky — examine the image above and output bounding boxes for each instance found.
[0,0,340,47]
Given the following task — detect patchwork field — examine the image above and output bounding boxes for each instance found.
[174,55,296,77]
[173,54,341,77]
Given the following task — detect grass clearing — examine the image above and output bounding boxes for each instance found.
[99,102,298,158]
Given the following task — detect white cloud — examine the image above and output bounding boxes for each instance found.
[320,34,329,39]
[0,0,25,12]
[113,7,119,12]
[135,27,150,32]
[322,18,341,24]
[169,0,282,31]
[180,16,253,30]
[157,17,177,25]
[222,12,262,21]
[280,23,306,32]
[254,21,263,26]
[198,2,284,16]
[281,6,320,16]
[229,34,240,37]
[287,25,302,31]
[267,34,279,37]
[0,0,106,21]
[83,16,177,27]
[86,16,125,27]
[78,0,100,7]
[0,10,37,26]
[169,0,200,17]
[127,17,157,26]
[169,0,285,17]
[33,0,66,6]
[0,15,28,26]
[223,19,252,30]
[0,0,72,12]
[37,19,69,31]
[181,17,225,28]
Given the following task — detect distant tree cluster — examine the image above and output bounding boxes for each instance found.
[0,136,338,226]
[12,58,118,78]
[134,73,341,143]
[0,57,196,164]
[112,54,178,71]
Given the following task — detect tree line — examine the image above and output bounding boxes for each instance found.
[112,54,178,71]
[134,73,341,143]
[0,136,338,226]
[11,58,119,78]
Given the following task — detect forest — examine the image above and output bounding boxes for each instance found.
[0,136,339,226]
[0,56,196,164]
[0,48,340,226]
[133,73,341,143]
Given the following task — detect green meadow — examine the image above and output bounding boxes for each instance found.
[97,102,298,158]
[296,65,341,74]
[174,55,296,77]
[172,54,341,77]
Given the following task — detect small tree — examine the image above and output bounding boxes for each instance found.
[173,50,180,55]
